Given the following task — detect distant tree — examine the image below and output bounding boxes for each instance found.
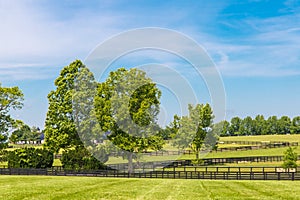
[253,115,267,135]
[266,116,279,135]
[278,116,291,134]
[282,147,297,169]
[219,120,230,136]
[0,84,24,148]
[229,117,242,136]
[239,116,254,136]
[162,114,180,140]
[10,121,31,143]
[291,116,300,134]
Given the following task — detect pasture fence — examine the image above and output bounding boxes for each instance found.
[0,167,299,180]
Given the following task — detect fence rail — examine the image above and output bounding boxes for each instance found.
[52,141,298,159]
[0,167,299,180]
[105,155,300,171]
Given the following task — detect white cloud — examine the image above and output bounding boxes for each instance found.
[203,13,300,77]
[0,1,127,80]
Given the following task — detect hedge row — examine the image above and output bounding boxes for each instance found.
[6,148,53,168]
[61,147,107,170]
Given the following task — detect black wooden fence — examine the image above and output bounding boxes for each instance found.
[105,155,300,172]
[52,141,298,159]
[0,167,299,180]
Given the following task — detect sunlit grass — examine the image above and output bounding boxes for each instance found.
[0,176,300,200]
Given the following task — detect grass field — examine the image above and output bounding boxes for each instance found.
[0,176,299,200]
[219,134,300,143]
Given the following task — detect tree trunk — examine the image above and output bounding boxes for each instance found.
[128,152,133,174]
[196,150,199,160]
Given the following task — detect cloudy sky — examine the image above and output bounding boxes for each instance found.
[1,0,300,128]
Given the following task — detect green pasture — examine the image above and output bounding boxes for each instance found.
[105,146,294,164]
[6,135,300,167]
[219,134,300,143]
[0,176,299,200]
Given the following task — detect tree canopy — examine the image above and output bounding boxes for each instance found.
[44,60,96,152]
[0,83,24,148]
[221,115,300,136]
[172,103,214,160]
[94,68,164,172]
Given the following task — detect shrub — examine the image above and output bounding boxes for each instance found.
[61,147,108,171]
[7,147,53,168]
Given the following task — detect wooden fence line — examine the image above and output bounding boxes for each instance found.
[0,167,299,180]
[105,155,300,171]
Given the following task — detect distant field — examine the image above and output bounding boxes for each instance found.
[6,135,300,166]
[1,176,300,200]
[219,134,300,143]
[206,146,292,158]
[106,146,297,164]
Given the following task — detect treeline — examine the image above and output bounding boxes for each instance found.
[220,115,300,136]
[9,121,43,144]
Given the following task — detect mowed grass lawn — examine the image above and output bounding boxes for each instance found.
[0,176,300,200]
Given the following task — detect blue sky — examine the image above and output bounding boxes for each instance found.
[1,0,300,128]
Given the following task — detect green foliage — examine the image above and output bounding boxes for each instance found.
[229,117,242,136]
[291,116,300,134]
[9,121,41,143]
[44,60,96,152]
[222,115,300,136]
[61,147,108,170]
[159,115,181,140]
[6,147,53,168]
[95,68,164,172]
[282,146,297,169]
[172,103,214,160]
[0,83,24,148]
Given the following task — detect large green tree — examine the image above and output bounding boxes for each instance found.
[95,68,164,173]
[44,60,96,152]
[0,84,24,148]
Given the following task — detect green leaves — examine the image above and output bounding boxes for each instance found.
[95,68,163,153]
[44,60,95,152]
[7,148,53,169]
[95,68,164,172]
[282,147,298,169]
[172,103,214,159]
[0,83,24,148]
[61,147,108,170]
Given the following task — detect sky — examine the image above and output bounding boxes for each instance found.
[1,0,300,128]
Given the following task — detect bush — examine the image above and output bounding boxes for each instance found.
[61,147,107,171]
[7,147,53,168]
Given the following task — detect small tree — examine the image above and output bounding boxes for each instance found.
[172,103,214,160]
[282,147,297,169]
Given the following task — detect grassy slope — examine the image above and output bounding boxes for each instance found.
[219,134,300,143]
[0,176,299,200]
[105,146,296,164]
